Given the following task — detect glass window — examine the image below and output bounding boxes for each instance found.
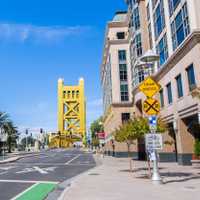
[135,33,142,57]
[118,50,126,62]
[121,113,130,123]
[159,89,164,107]
[166,82,173,104]
[119,64,128,81]
[120,84,129,101]
[133,7,140,30]
[154,0,165,38]
[171,3,190,50]
[147,3,150,21]
[176,74,183,98]
[148,23,153,49]
[168,0,181,16]
[117,32,125,39]
[156,34,168,66]
[152,0,159,8]
[186,64,196,91]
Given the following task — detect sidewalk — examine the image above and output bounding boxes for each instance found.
[61,156,200,200]
[0,151,42,164]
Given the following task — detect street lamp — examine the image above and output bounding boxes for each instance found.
[140,50,160,63]
[139,50,162,184]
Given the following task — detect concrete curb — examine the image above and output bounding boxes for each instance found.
[0,152,44,164]
[46,154,102,200]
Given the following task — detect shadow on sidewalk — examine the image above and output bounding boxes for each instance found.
[163,175,200,184]
[119,167,165,173]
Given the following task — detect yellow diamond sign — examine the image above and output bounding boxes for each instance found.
[139,77,161,97]
[143,98,160,115]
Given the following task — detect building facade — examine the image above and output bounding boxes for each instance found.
[101,11,135,156]
[126,0,200,165]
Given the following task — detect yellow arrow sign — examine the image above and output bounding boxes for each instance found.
[143,98,160,115]
[139,77,161,98]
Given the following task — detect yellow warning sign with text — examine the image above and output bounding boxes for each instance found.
[139,77,161,98]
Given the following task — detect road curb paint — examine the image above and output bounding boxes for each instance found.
[13,183,57,200]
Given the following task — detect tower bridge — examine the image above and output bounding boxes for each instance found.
[49,78,86,148]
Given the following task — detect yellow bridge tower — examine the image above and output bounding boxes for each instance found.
[49,78,86,148]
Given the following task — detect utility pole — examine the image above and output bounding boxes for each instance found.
[25,129,29,151]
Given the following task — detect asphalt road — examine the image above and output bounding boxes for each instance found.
[0,148,96,200]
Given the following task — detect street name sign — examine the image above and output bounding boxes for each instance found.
[139,77,161,98]
[145,134,163,150]
[143,98,160,115]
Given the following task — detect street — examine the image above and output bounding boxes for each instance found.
[0,149,96,200]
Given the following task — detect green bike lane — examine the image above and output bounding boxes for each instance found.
[14,182,57,200]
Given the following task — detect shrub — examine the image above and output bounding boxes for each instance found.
[194,139,200,157]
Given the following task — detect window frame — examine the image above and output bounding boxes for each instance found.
[118,50,127,62]
[166,82,173,104]
[186,64,196,91]
[159,89,165,108]
[175,74,184,98]
[120,84,129,102]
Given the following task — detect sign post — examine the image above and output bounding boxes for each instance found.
[139,77,163,184]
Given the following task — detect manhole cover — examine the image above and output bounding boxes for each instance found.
[88,173,100,176]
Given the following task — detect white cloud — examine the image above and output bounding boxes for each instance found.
[0,23,91,43]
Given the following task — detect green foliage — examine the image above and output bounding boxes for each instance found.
[115,117,149,145]
[191,87,200,100]
[156,117,167,133]
[92,137,100,147]
[21,136,36,148]
[114,116,167,153]
[0,112,19,153]
[90,117,104,138]
[194,139,200,157]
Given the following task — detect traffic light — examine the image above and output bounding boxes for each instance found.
[40,128,43,133]
[25,129,28,135]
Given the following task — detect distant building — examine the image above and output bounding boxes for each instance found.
[101,11,135,156]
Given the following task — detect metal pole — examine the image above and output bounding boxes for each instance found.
[26,136,28,151]
[2,142,5,161]
[151,130,162,184]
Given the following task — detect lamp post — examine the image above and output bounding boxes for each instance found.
[140,50,162,184]
[25,129,29,151]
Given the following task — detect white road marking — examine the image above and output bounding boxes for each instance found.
[0,166,15,170]
[65,154,81,165]
[16,166,57,174]
[10,183,39,200]
[0,171,8,175]
[33,166,48,174]
[0,179,59,184]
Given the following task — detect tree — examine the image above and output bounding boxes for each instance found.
[90,117,104,138]
[114,117,166,171]
[92,137,100,148]
[191,87,200,100]
[21,136,36,149]
[2,121,18,153]
[115,117,149,157]
[0,112,9,127]
[0,112,19,153]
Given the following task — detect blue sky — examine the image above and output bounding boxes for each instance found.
[0,0,127,135]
